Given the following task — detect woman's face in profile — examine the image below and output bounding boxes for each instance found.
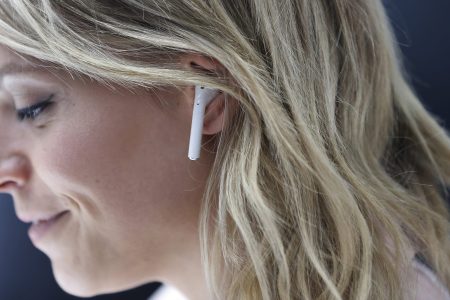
[0,45,217,296]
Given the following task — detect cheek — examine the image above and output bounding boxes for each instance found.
[37,96,145,188]
[33,95,203,263]
[36,135,95,198]
[33,103,147,227]
[35,100,193,235]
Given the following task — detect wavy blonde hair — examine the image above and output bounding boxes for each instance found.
[1,1,449,299]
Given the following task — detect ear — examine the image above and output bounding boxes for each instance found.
[202,91,239,135]
[179,53,240,135]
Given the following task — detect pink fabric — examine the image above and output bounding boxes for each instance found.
[404,259,450,300]
[379,227,449,299]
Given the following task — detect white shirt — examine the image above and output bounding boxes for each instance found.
[147,284,189,300]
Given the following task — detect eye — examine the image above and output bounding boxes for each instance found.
[16,94,55,122]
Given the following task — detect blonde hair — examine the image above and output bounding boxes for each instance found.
[1,1,449,299]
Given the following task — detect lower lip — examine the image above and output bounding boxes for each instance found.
[28,211,70,243]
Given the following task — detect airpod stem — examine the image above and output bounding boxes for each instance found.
[188,85,220,160]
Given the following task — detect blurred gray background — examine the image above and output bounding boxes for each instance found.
[1,1,449,299]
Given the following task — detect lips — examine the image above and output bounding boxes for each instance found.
[32,211,68,225]
[28,210,70,243]
[18,210,69,224]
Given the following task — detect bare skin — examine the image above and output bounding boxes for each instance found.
[0,45,238,299]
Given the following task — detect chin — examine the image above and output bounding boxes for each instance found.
[52,266,141,298]
[52,266,104,298]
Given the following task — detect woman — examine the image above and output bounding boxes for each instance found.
[0,1,449,299]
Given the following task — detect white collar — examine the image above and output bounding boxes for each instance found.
[148,284,189,300]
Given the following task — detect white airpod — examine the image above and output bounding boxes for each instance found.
[188,85,220,160]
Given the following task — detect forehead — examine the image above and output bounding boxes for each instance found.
[0,46,63,80]
[0,62,44,82]
[0,45,37,68]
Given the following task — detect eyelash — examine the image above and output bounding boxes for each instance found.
[17,94,55,122]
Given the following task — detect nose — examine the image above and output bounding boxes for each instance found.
[0,155,29,194]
